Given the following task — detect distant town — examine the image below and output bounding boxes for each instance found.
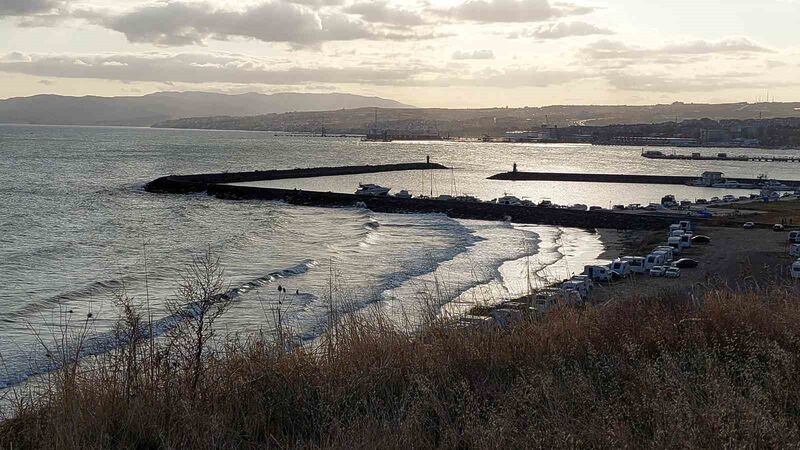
[489,117,800,149]
[154,102,800,149]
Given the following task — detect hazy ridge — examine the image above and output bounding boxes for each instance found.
[153,102,800,136]
[0,91,414,127]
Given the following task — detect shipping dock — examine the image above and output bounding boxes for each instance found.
[641,150,800,163]
[488,170,800,189]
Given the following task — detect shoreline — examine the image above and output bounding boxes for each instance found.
[471,224,794,323]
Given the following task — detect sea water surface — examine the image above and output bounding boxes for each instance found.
[2,124,799,390]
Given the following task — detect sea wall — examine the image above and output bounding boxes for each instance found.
[488,171,800,188]
[207,184,678,230]
[145,162,449,193]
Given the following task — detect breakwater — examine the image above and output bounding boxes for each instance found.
[488,171,800,189]
[146,163,682,230]
[208,184,677,230]
[641,152,800,163]
[145,162,448,193]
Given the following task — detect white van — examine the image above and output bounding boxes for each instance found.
[622,256,646,274]
[679,220,692,231]
[792,261,800,279]
[790,244,800,258]
[654,246,676,262]
[570,275,594,292]
[583,265,615,282]
[670,229,685,238]
[667,236,682,252]
[645,253,666,271]
[610,260,631,278]
[679,234,692,249]
[561,280,589,300]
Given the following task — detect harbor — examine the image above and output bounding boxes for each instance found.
[146,162,688,230]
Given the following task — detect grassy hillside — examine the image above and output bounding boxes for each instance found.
[2,259,800,448]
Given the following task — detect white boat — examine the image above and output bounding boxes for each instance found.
[711,181,743,188]
[394,190,412,199]
[355,183,391,196]
[455,195,482,203]
[496,195,522,206]
[761,180,792,191]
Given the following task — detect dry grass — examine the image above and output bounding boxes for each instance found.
[3,281,800,449]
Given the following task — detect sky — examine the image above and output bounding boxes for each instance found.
[0,0,798,107]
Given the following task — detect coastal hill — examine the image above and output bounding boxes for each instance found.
[0,91,414,127]
[153,102,800,136]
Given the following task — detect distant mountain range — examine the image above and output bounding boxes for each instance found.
[0,91,414,127]
[153,102,800,136]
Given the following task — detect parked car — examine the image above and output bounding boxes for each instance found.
[789,231,800,243]
[570,275,594,292]
[723,195,737,202]
[790,245,800,258]
[649,265,668,277]
[691,235,712,244]
[561,281,589,300]
[583,265,617,282]
[654,246,676,262]
[645,253,666,271]
[774,224,785,232]
[612,204,625,210]
[665,267,681,278]
[621,256,646,274]
[667,236,682,252]
[673,258,699,268]
[610,260,631,278]
[792,261,800,279]
[743,222,755,229]
[589,206,603,211]
[696,198,708,205]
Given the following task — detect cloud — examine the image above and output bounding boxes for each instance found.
[583,37,774,60]
[285,0,345,6]
[89,1,432,47]
[603,71,793,93]
[0,0,63,16]
[434,0,593,23]
[344,1,426,27]
[400,66,592,87]
[0,52,421,85]
[514,21,613,39]
[1,51,32,62]
[452,49,495,60]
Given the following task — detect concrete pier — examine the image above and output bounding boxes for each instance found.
[145,162,448,193]
[488,171,800,189]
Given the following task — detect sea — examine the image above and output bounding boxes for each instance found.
[2,123,799,391]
